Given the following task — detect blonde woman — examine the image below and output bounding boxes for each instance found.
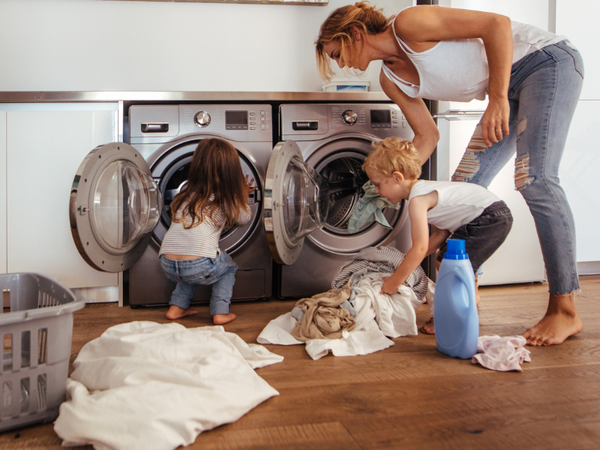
[316,2,584,346]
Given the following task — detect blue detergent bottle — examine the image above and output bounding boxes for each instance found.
[434,239,479,359]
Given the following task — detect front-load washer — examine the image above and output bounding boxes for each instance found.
[266,103,415,299]
[69,104,273,306]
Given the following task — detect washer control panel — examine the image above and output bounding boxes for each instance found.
[280,103,413,140]
[129,104,273,144]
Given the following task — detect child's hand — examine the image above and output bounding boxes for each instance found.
[381,276,401,295]
[245,174,257,196]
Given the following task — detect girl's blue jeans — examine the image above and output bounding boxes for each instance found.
[159,252,238,315]
[452,40,584,295]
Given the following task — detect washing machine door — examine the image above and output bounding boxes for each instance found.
[69,142,163,272]
[264,140,331,265]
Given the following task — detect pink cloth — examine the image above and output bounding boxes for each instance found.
[472,335,531,372]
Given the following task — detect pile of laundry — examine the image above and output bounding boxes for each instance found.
[54,321,283,450]
[258,246,435,359]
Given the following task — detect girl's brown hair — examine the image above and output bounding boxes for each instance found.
[363,137,422,180]
[315,1,392,81]
[170,138,249,229]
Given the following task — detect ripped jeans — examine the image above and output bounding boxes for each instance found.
[452,40,584,295]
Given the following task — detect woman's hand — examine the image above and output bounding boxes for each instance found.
[480,96,510,147]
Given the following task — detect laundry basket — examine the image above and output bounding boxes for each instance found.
[0,273,84,432]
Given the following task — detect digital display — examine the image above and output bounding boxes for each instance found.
[370,109,391,125]
[226,110,248,127]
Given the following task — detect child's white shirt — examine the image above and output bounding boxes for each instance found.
[159,202,251,258]
[408,180,500,232]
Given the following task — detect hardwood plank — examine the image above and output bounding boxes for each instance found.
[0,275,598,449]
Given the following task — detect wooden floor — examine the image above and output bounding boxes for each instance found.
[2,275,600,450]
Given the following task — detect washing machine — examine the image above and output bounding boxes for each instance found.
[69,103,273,306]
[266,103,415,299]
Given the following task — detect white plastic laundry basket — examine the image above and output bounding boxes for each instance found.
[0,273,84,432]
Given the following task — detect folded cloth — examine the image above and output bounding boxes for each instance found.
[472,335,531,372]
[291,283,356,342]
[54,321,282,450]
[347,181,400,233]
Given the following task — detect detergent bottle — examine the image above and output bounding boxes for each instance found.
[434,239,479,359]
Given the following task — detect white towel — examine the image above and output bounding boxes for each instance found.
[54,321,282,450]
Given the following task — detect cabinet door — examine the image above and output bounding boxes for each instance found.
[7,106,119,288]
[0,112,6,274]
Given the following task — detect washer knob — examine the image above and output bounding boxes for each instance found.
[342,110,358,126]
[194,111,211,128]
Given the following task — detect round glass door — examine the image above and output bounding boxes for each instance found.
[69,142,163,272]
[264,140,331,265]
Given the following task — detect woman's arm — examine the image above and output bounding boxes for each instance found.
[380,73,439,165]
[397,6,513,147]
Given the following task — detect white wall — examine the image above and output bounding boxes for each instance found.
[0,0,411,92]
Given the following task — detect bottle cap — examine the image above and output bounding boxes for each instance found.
[444,239,469,260]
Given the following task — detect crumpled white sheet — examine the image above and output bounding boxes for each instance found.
[258,273,434,360]
[472,335,531,372]
[54,321,283,450]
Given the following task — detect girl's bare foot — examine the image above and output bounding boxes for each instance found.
[523,292,583,346]
[166,305,199,320]
[419,317,435,335]
[213,313,237,325]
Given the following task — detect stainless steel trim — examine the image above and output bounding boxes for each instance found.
[0,91,391,103]
[434,109,485,121]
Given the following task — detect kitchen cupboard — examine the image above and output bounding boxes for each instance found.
[0,112,6,275]
[1,103,121,302]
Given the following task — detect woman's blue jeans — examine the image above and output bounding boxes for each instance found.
[452,40,584,295]
[159,252,238,315]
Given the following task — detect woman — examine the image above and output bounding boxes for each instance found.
[316,2,584,346]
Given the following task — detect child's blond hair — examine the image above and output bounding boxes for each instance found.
[363,136,422,180]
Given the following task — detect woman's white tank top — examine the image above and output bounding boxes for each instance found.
[382,10,566,102]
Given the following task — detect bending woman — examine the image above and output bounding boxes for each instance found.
[316,2,584,346]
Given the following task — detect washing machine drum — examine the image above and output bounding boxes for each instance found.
[150,142,261,254]
[318,156,369,230]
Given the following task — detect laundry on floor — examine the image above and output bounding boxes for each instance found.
[258,246,435,360]
[472,335,532,372]
[54,321,282,450]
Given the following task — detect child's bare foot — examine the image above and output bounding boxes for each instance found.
[419,317,435,335]
[523,292,583,346]
[213,313,237,325]
[166,305,199,320]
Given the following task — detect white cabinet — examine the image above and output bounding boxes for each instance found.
[0,112,6,275]
[1,103,121,301]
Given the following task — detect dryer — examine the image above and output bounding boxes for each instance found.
[69,103,274,306]
[267,103,415,298]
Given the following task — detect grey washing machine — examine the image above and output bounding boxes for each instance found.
[69,104,274,306]
[266,103,415,299]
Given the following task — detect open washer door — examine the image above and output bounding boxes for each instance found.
[69,142,163,272]
[264,140,331,265]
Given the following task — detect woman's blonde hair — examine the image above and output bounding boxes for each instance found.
[315,1,392,81]
[171,138,249,229]
[363,137,422,180]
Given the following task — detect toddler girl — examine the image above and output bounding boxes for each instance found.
[159,138,255,325]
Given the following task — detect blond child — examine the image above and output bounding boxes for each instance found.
[363,136,513,334]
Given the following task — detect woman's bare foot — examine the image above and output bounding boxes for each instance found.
[419,317,435,335]
[166,305,199,320]
[213,313,237,325]
[523,292,583,346]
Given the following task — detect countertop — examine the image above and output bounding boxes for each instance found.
[0,91,390,103]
